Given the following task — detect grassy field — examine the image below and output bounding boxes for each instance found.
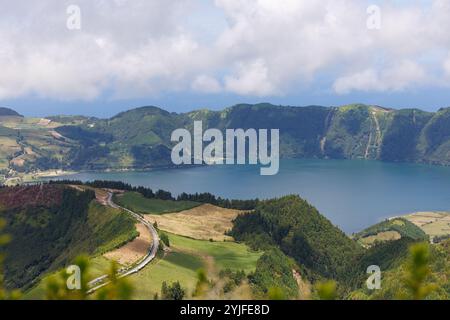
[404,212,450,242]
[130,251,204,300]
[21,194,260,300]
[24,247,204,300]
[169,233,262,273]
[146,204,243,241]
[87,201,139,255]
[24,232,262,300]
[88,256,114,279]
[129,233,261,299]
[0,136,20,170]
[23,280,48,300]
[358,231,401,246]
[0,116,63,130]
[354,217,428,247]
[115,192,200,215]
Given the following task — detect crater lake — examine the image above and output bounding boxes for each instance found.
[49,159,450,233]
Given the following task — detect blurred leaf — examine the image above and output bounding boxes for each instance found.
[316,281,337,300]
[268,287,286,300]
[402,243,437,300]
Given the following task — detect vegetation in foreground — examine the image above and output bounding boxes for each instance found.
[349,241,449,300]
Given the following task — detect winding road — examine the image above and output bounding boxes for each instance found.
[87,191,160,293]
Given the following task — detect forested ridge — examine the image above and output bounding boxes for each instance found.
[230,196,450,299]
[0,184,137,289]
[4,103,450,175]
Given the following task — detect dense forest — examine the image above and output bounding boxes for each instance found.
[230,196,364,282]
[230,196,450,299]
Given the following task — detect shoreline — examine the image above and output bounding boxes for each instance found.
[18,164,199,184]
[9,157,450,184]
[7,161,450,239]
[45,166,195,179]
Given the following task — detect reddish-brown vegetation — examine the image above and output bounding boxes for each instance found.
[0,185,64,209]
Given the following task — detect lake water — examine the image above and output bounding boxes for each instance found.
[52,159,450,233]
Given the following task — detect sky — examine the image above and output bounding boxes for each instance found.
[1,0,450,118]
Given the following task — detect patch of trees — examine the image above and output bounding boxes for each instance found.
[130,144,172,168]
[177,192,259,210]
[380,110,429,162]
[49,180,259,210]
[230,196,364,282]
[161,281,185,300]
[49,180,157,198]
[55,126,113,147]
[159,232,170,247]
[68,146,111,170]
[219,269,246,294]
[433,234,450,244]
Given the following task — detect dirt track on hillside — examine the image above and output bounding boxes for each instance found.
[104,223,152,266]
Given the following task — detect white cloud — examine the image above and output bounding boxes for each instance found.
[0,0,206,100]
[215,0,450,95]
[192,75,222,93]
[334,61,427,94]
[444,55,450,77]
[224,59,277,96]
[0,0,450,100]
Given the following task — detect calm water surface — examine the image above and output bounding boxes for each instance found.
[52,159,450,233]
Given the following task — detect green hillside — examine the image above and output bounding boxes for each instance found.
[115,192,200,215]
[0,108,22,117]
[0,183,448,300]
[0,185,137,290]
[349,240,450,300]
[230,195,364,281]
[22,226,262,300]
[354,218,428,247]
[229,196,448,299]
[3,103,450,178]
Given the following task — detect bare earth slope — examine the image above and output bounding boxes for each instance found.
[104,223,152,266]
[404,212,450,242]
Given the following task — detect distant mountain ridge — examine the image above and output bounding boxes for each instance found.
[1,103,450,175]
[0,107,23,117]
